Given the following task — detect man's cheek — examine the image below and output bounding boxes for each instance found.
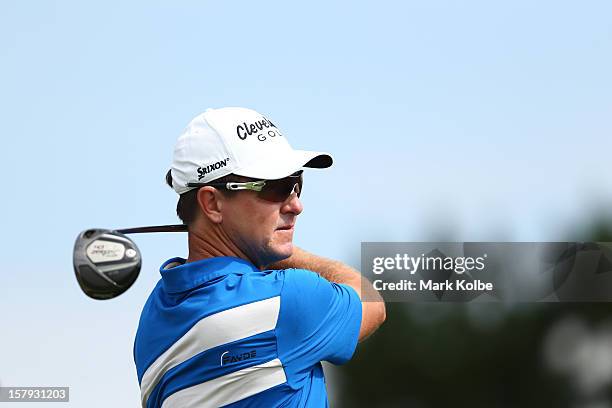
[253,214,268,230]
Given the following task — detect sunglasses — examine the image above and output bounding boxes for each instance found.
[187,171,303,203]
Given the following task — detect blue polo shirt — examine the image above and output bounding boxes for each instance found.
[133,256,362,408]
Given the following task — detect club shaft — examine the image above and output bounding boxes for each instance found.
[116,224,188,234]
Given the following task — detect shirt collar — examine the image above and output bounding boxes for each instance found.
[159,256,260,294]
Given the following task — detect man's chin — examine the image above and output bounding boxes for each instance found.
[262,243,294,268]
[274,242,294,261]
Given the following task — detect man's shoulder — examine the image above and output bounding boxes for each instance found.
[275,267,344,292]
[270,267,319,283]
[275,268,351,310]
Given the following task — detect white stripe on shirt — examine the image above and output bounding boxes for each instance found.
[140,296,281,407]
[161,358,286,408]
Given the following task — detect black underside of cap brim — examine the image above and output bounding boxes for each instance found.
[304,154,333,168]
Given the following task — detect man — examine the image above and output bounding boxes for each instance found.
[134,107,386,408]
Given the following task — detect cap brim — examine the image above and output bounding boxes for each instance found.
[233,150,333,180]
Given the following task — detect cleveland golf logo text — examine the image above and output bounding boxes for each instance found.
[236,117,282,141]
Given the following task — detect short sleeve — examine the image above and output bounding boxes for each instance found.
[276,268,362,369]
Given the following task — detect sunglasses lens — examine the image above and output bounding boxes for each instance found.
[259,174,303,202]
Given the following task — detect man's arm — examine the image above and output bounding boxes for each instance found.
[269,247,386,342]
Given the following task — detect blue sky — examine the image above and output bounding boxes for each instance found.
[1,0,611,406]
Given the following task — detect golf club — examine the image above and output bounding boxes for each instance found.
[73,224,187,300]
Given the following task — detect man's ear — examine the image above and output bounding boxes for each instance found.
[196,187,224,224]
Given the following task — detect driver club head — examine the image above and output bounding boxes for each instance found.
[73,229,142,300]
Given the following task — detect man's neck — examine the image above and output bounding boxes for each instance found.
[186,224,255,266]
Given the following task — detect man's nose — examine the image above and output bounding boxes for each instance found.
[281,191,303,215]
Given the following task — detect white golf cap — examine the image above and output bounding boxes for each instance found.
[169,107,333,194]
